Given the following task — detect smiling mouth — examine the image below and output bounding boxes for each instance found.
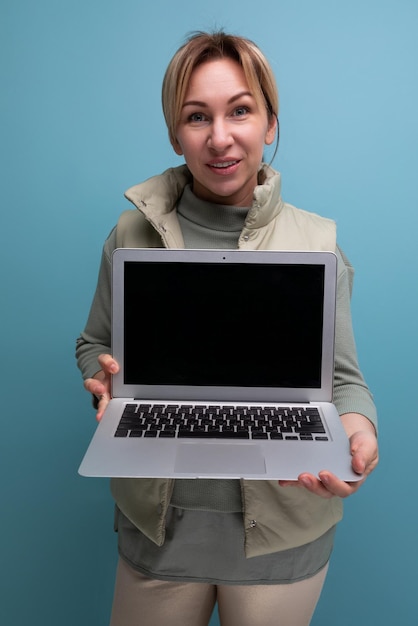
[208,160,240,171]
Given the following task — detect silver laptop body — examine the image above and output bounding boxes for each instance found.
[78,248,360,481]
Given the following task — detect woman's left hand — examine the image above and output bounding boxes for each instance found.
[278,413,379,499]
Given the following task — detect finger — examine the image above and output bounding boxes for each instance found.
[350,434,379,477]
[84,377,106,397]
[351,451,379,479]
[349,429,377,453]
[96,393,110,422]
[280,475,337,498]
[351,452,367,475]
[278,479,304,488]
[298,474,336,499]
[97,354,119,374]
[317,472,365,498]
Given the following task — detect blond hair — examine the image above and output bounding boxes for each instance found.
[162,31,279,146]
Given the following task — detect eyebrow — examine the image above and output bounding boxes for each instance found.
[182,91,254,109]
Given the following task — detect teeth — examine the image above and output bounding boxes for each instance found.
[211,161,237,168]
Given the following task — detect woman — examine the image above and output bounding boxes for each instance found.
[76,31,378,626]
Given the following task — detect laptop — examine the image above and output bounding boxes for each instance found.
[78,248,361,481]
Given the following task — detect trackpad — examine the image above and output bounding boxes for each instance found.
[175,443,266,476]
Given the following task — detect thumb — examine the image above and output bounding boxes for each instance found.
[350,431,377,476]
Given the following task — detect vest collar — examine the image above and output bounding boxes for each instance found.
[124,163,284,232]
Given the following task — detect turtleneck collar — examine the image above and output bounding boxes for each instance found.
[177,184,250,233]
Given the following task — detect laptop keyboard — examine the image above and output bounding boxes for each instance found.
[114,404,329,441]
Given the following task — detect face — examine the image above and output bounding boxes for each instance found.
[172,58,277,207]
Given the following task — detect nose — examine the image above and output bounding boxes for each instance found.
[207,118,233,152]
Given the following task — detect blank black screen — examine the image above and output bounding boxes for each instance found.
[123,262,324,388]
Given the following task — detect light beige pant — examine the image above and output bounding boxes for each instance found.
[109,557,329,626]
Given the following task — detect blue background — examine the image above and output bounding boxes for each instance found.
[1,1,417,624]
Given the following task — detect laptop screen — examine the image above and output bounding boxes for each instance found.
[123,261,325,389]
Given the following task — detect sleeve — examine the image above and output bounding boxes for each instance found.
[75,228,116,380]
[333,246,378,430]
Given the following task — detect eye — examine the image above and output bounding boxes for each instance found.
[188,112,207,123]
[233,106,250,117]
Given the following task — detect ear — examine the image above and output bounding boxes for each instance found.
[265,115,277,146]
[171,137,184,156]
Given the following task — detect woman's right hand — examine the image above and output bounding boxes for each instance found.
[84,354,120,421]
